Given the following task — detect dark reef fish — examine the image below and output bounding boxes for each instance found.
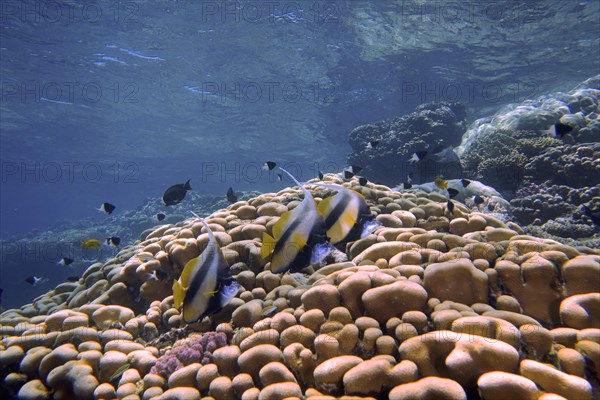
[409,145,463,183]
[263,161,277,171]
[173,216,240,323]
[226,187,238,203]
[106,236,121,247]
[156,213,166,221]
[58,257,74,266]
[98,202,116,214]
[25,276,48,286]
[162,179,191,206]
[261,167,332,274]
[543,122,574,138]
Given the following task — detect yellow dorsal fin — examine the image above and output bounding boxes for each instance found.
[261,233,276,260]
[204,290,218,297]
[349,188,366,201]
[180,256,198,286]
[317,195,335,216]
[172,280,184,309]
[272,210,291,238]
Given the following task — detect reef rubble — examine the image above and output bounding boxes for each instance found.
[1,175,599,400]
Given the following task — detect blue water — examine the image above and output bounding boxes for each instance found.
[1,1,599,306]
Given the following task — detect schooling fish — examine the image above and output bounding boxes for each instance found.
[312,182,381,246]
[473,195,485,205]
[447,200,455,215]
[226,187,238,203]
[156,213,166,221]
[173,216,240,324]
[461,179,472,188]
[261,167,332,274]
[80,239,101,250]
[263,161,277,171]
[106,236,121,247]
[366,140,380,150]
[58,257,74,266]
[98,202,116,214]
[25,276,48,286]
[447,188,459,199]
[542,122,574,138]
[163,180,191,206]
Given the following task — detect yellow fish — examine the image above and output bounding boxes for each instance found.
[434,177,448,190]
[80,239,101,249]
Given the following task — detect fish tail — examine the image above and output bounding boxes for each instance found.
[261,232,276,260]
[184,179,192,190]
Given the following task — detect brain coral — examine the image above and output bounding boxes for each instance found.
[0,174,599,400]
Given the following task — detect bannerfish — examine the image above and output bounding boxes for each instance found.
[461,179,472,188]
[80,239,101,249]
[173,216,240,324]
[474,195,485,205]
[25,276,48,286]
[312,182,381,246]
[434,177,448,190]
[542,122,574,138]
[318,171,324,180]
[358,177,368,186]
[107,237,121,247]
[344,169,354,179]
[156,213,166,221]
[403,181,413,189]
[98,202,116,214]
[162,180,191,206]
[263,161,277,171]
[226,187,238,203]
[261,167,332,274]
[58,257,74,266]
[366,140,380,150]
[66,276,80,282]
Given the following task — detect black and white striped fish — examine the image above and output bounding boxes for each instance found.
[261,168,333,274]
[312,183,380,245]
[172,216,240,324]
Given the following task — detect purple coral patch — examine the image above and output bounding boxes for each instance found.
[150,332,227,378]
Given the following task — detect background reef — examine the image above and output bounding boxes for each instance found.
[1,76,599,400]
[1,173,599,400]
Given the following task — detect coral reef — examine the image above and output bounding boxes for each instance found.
[1,175,599,400]
[150,332,226,379]
[0,190,261,310]
[347,101,467,185]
